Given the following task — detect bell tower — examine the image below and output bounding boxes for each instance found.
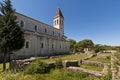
[54,8,64,35]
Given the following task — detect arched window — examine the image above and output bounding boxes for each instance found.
[35,25,37,31]
[26,41,29,48]
[52,44,54,49]
[57,20,58,24]
[41,43,44,48]
[60,45,61,48]
[53,31,54,35]
[60,19,61,24]
[45,28,47,33]
[62,20,63,25]
[55,21,56,25]
[20,21,24,27]
[58,33,60,37]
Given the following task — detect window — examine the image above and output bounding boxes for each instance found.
[26,41,29,48]
[20,21,24,27]
[41,43,43,48]
[57,20,58,24]
[45,28,47,33]
[58,33,60,37]
[53,31,54,35]
[55,21,56,25]
[35,25,37,31]
[52,44,54,49]
[60,45,61,48]
[60,19,61,24]
[62,20,63,25]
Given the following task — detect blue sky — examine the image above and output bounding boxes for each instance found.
[1,0,120,46]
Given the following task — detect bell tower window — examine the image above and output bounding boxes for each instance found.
[57,20,58,24]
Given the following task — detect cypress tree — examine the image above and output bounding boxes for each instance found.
[0,0,25,71]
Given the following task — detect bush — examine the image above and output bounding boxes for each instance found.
[24,59,50,74]
[55,58,63,69]
[101,71,112,80]
[106,56,110,60]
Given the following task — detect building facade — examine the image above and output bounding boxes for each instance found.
[12,8,70,59]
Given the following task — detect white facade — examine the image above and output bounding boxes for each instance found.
[12,8,70,59]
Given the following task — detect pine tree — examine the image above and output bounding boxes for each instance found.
[0,0,25,71]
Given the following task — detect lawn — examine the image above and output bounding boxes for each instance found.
[80,63,103,71]
[88,56,110,63]
[40,54,87,62]
[0,62,9,72]
[0,69,99,80]
[115,53,120,60]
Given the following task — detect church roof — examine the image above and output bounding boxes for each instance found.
[54,8,64,18]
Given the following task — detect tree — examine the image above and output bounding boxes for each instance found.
[69,39,76,52]
[0,0,25,71]
[94,44,104,53]
[75,39,94,52]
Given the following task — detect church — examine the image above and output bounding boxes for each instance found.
[12,8,70,59]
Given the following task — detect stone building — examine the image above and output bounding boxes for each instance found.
[12,8,70,59]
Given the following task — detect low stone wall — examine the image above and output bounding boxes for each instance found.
[10,57,36,71]
[10,54,105,74]
[67,67,102,78]
[62,60,79,68]
[82,60,106,67]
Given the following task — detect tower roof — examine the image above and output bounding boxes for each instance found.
[54,8,64,18]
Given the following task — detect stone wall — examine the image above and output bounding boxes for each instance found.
[11,31,69,60]
[10,54,109,78]
[67,67,102,78]
[82,60,105,67]
[111,52,120,80]
[62,60,79,68]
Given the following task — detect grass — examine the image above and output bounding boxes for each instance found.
[115,53,120,60]
[41,54,87,62]
[88,56,110,63]
[0,62,9,71]
[0,69,99,80]
[80,63,103,71]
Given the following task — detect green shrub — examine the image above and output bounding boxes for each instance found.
[24,59,50,74]
[106,56,110,60]
[55,58,63,69]
[101,71,112,80]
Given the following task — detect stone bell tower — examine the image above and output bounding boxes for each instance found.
[54,8,64,35]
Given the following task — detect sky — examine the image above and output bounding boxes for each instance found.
[0,0,120,46]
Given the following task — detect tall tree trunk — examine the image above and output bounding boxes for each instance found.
[3,53,6,71]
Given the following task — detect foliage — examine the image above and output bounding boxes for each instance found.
[115,53,120,60]
[94,44,105,53]
[24,59,50,74]
[68,39,76,52]
[74,39,94,52]
[0,62,9,72]
[0,69,99,80]
[55,58,63,69]
[0,0,24,71]
[101,71,112,80]
[106,56,110,60]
